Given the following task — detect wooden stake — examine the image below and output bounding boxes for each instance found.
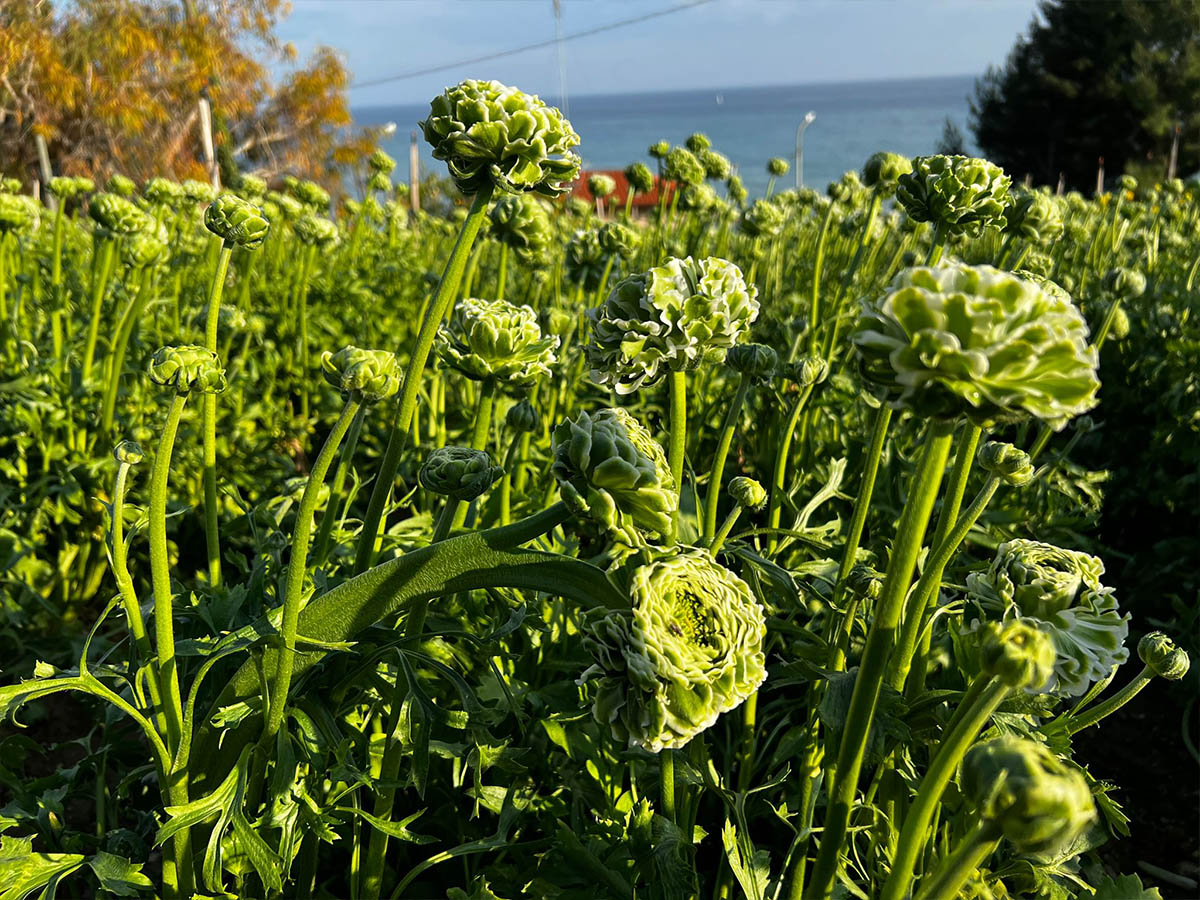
[35,133,55,211]
[198,94,220,191]
[1095,156,1105,196]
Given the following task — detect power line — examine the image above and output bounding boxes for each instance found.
[349,0,716,90]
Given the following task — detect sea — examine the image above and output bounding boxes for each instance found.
[353,74,980,199]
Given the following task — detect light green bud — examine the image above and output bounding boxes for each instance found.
[862,151,912,190]
[587,174,616,198]
[786,355,829,388]
[106,174,136,197]
[147,345,226,394]
[767,157,790,177]
[205,195,270,248]
[419,447,503,501]
[505,398,541,434]
[320,346,401,403]
[729,477,767,510]
[978,441,1034,486]
[1138,632,1190,680]
[625,162,655,194]
[113,441,145,465]
[725,342,777,381]
[369,148,397,175]
[1101,267,1146,298]
[979,619,1056,690]
[648,141,670,159]
[293,214,340,247]
[664,148,705,186]
[89,193,149,235]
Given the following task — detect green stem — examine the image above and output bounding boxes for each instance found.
[661,748,677,823]
[260,396,362,751]
[880,677,1009,900]
[353,184,495,573]
[201,243,233,587]
[296,245,317,422]
[450,378,498,531]
[101,266,153,438]
[313,403,368,566]
[766,383,816,553]
[708,505,744,556]
[808,201,836,356]
[703,375,751,541]
[1064,665,1154,733]
[806,420,955,899]
[496,242,508,299]
[925,224,947,266]
[81,236,116,379]
[668,369,687,502]
[914,820,1002,900]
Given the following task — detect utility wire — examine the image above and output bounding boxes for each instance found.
[349,0,715,90]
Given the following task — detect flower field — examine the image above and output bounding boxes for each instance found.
[0,78,1196,899]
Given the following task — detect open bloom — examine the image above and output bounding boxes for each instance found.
[147,345,226,394]
[436,297,558,388]
[853,264,1099,428]
[897,155,1011,236]
[587,256,759,394]
[320,347,401,403]
[966,539,1129,696]
[488,195,552,262]
[582,549,767,752]
[420,79,581,197]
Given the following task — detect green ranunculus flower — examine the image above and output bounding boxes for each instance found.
[740,198,785,238]
[142,176,182,206]
[597,221,641,259]
[581,549,767,752]
[48,176,88,201]
[563,228,605,289]
[896,155,1011,236]
[699,149,731,181]
[106,174,136,197]
[369,148,397,175]
[648,141,670,159]
[1101,266,1146,299]
[663,148,705,186]
[181,179,217,205]
[1138,632,1190,680]
[120,224,169,269]
[726,175,748,206]
[293,214,340,248]
[420,79,581,197]
[238,174,267,200]
[551,407,677,543]
[147,345,226,394]
[435,297,559,388]
[89,193,150,235]
[978,619,1056,690]
[967,539,1129,696]
[205,195,270,248]
[728,477,767,510]
[320,346,401,403]
[679,182,719,212]
[0,194,38,234]
[977,441,1034,486]
[587,256,759,394]
[766,157,790,177]
[488,195,553,263]
[784,355,829,387]
[962,736,1096,855]
[419,446,503,501]
[853,264,1099,428]
[725,342,777,381]
[862,152,912,190]
[587,174,616,198]
[293,180,330,212]
[625,162,655,194]
[1005,189,1064,243]
[685,132,711,153]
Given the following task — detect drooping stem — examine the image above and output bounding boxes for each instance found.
[354,184,495,573]
[807,420,955,899]
[914,820,1002,900]
[703,374,751,541]
[880,677,1010,900]
[260,396,362,751]
[1063,664,1154,734]
[201,242,233,587]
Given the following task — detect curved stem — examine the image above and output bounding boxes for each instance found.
[703,375,751,540]
[708,505,744,556]
[201,243,233,587]
[807,420,955,899]
[766,383,816,553]
[914,820,1002,900]
[260,396,362,751]
[881,677,1009,900]
[354,183,495,573]
[1064,665,1154,733]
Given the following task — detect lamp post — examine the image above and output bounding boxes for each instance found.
[795,111,816,189]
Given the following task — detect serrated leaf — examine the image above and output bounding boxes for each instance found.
[721,819,769,900]
[0,835,84,900]
[1084,873,1162,900]
[85,852,152,896]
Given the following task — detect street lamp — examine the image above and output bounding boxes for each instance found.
[795,111,816,189]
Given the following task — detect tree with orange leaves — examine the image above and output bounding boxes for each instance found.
[0,0,373,187]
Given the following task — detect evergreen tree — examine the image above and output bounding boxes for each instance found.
[971,0,1200,189]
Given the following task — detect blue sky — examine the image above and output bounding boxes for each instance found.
[277,0,1042,108]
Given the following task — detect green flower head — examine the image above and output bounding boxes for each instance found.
[89,192,150,235]
[147,345,226,394]
[897,155,1011,236]
[488,195,553,262]
[419,446,504,501]
[962,736,1096,855]
[106,174,136,197]
[740,198,785,238]
[977,441,1034,486]
[205,195,270,248]
[967,539,1129,697]
[113,441,145,466]
[582,549,767,752]
[725,342,778,382]
[1138,632,1190,681]
[853,264,1099,428]
[551,407,677,543]
[421,79,581,197]
[700,149,732,181]
[648,141,670,159]
[663,147,705,186]
[0,194,38,234]
[1101,266,1146,299]
[862,151,913,190]
[598,221,641,259]
[505,397,541,434]
[435,297,559,388]
[588,173,616,198]
[293,214,340,248]
[685,132,712,153]
[238,174,268,200]
[767,157,790,177]
[587,256,759,394]
[784,355,829,388]
[679,182,719,212]
[978,619,1056,690]
[293,180,330,212]
[320,346,401,403]
[49,176,90,200]
[1005,189,1064,243]
[181,179,218,205]
[120,223,170,269]
[369,148,397,175]
[564,228,607,290]
[142,177,183,206]
[726,175,748,206]
[625,162,655,194]
[729,476,767,510]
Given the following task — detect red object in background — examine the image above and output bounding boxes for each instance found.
[571,169,673,210]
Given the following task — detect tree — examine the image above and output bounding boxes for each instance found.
[970,0,1200,189]
[0,0,373,186]
[935,117,968,156]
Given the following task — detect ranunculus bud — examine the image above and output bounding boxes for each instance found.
[49,176,88,200]
[729,476,767,510]
[624,162,655,194]
[204,195,270,248]
[1138,632,1190,680]
[1117,174,1138,193]
[648,141,670,159]
[725,342,778,381]
[113,441,145,465]
[597,221,641,259]
[147,345,226,394]
[700,149,731,180]
[740,198,785,238]
[979,619,1056,690]
[664,148,705,186]
[786,355,829,388]
[293,180,330,212]
[369,148,397,175]
[962,736,1096,855]
[320,346,401,403]
[847,563,883,600]
[978,441,1034,486]
[1005,189,1064,243]
[0,194,38,234]
[587,174,616,199]
[726,175,748,206]
[767,157,790,177]
[143,177,182,206]
[862,151,912,190]
[121,224,170,269]
[181,179,217,204]
[1108,304,1130,340]
[1101,267,1146,299]
[106,174,136,197]
[293,214,340,248]
[419,446,504,501]
[505,397,541,434]
[89,193,150,235]
[238,174,267,200]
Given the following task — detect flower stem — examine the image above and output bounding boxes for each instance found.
[880,676,1010,900]
[914,820,1002,900]
[668,369,687,498]
[661,748,677,823]
[451,378,497,530]
[313,403,368,566]
[807,420,955,900]
[703,374,751,541]
[808,200,836,356]
[766,383,816,553]
[201,243,233,587]
[1064,664,1154,733]
[81,236,115,379]
[354,183,495,573]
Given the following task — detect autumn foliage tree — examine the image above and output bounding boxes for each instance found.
[0,0,373,187]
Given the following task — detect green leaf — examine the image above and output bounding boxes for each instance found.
[721,819,770,900]
[0,836,84,900]
[335,807,436,844]
[85,852,153,897]
[1084,874,1162,900]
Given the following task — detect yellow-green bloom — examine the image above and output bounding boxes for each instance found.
[420,79,581,197]
[729,477,767,510]
[740,198,785,238]
[978,619,1055,690]
[853,264,1099,428]
[1138,632,1190,680]
[582,549,767,752]
[294,214,340,248]
[488,195,552,262]
[1005,188,1064,243]
[862,152,912,190]
[551,408,677,543]
[664,148,705,186]
[897,155,1011,236]
[419,447,503,501]
[587,256,759,394]
[89,193,149,235]
[320,346,401,403]
[977,441,1034,486]
[587,174,616,198]
[625,162,655,194]
[147,345,226,394]
[205,195,270,248]
[435,297,559,388]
